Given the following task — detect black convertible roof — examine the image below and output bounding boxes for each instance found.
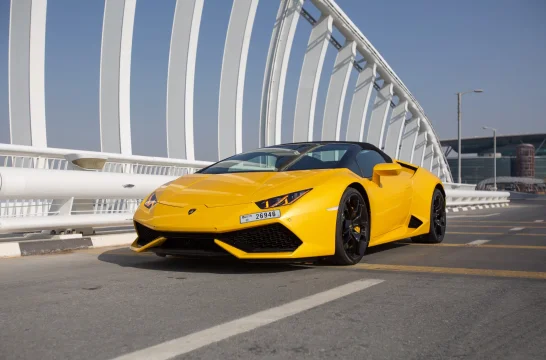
[266,141,393,162]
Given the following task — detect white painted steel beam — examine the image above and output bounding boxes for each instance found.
[432,155,441,177]
[321,41,355,141]
[8,0,48,147]
[423,140,435,171]
[345,62,376,141]
[383,100,408,159]
[413,129,427,167]
[0,167,177,200]
[218,0,259,159]
[260,0,303,146]
[0,143,213,168]
[439,167,449,183]
[99,0,136,155]
[420,119,452,180]
[293,15,333,142]
[398,117,419,163]
[309,0,453,180]
[365,82,393,147]
[166,0,204,161]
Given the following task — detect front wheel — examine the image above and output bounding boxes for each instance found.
[331,188,370,265]
[413,188,446,244]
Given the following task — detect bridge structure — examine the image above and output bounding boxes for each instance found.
[0,0,509,237]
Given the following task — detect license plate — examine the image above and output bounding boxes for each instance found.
[240,210,281,224]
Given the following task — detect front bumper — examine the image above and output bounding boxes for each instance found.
[131,200,337,259]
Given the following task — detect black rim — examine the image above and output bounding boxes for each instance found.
[432,192,446,238]
[341,194,368,259]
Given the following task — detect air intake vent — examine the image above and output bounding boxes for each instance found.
[218,224,302,253]
[133,221,302,254]
[408,215,423,229]
[134,221,160,246]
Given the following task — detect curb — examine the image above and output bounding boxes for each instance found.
[0,232,136,258]
[446,203,509,213]
[0,201,512,258]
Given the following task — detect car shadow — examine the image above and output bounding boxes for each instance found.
[364,241,412,256]
[97,240,412,274]
[97,247,310,275]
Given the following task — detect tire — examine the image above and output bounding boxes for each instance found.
[412,188,446,244]
[331,187,370,265]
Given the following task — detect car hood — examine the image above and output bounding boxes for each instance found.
[156,170,336,208]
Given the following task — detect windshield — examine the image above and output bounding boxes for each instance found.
[198,143,358,174]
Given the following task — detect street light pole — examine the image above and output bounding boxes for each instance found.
[456,89,483,183]
[494,128,496,190]
[483,126,497,190]
[457,93,462,183]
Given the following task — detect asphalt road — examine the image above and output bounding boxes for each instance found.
[1,199,545,360]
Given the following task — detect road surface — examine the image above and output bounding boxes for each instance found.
[1,199,545,360]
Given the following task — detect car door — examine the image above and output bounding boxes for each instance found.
[355,149,413,238]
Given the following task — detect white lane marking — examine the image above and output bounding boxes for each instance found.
[510,227,524,231]
[535,220,544,223]
[467,240,490,246]
[110,279,384,360]
[448,213,500,219]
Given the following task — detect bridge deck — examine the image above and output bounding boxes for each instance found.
[1,198,545,360]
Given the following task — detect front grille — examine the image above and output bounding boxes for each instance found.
[133,221,302,253]
[218,223,302,253]
[159,237,228,254]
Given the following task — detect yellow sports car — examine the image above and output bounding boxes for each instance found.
[131,141,446,265]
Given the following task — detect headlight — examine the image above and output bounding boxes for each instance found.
[143,192,158,209]
[255,189,312,209]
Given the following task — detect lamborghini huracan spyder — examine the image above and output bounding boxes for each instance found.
[131,141,447,265]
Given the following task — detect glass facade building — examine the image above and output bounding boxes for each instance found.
[447,156,546,184]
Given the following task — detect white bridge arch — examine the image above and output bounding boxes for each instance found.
[3,0,510,236]
[7,0,453,181]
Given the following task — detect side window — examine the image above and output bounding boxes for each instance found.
[356,150,387,178]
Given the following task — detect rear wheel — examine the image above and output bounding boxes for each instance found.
[413,188,446,243]
[331,188,370,265]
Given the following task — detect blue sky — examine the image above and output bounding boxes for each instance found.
[0,0,545,161]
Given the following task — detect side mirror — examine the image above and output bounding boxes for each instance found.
[372,163,402,186]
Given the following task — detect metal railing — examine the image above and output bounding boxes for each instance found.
[0,144,510,235]
[445,189,510,208]
[0,143,211,174]
[442,182,477,191]
[0,144,211,234]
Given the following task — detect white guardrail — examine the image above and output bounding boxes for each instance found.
[445,189,510,207]
[0,144,509,235]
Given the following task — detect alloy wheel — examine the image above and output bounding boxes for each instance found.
[340,194,368,260]
[432,192,446,239]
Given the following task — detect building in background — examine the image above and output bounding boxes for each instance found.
[441,133,546,191]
